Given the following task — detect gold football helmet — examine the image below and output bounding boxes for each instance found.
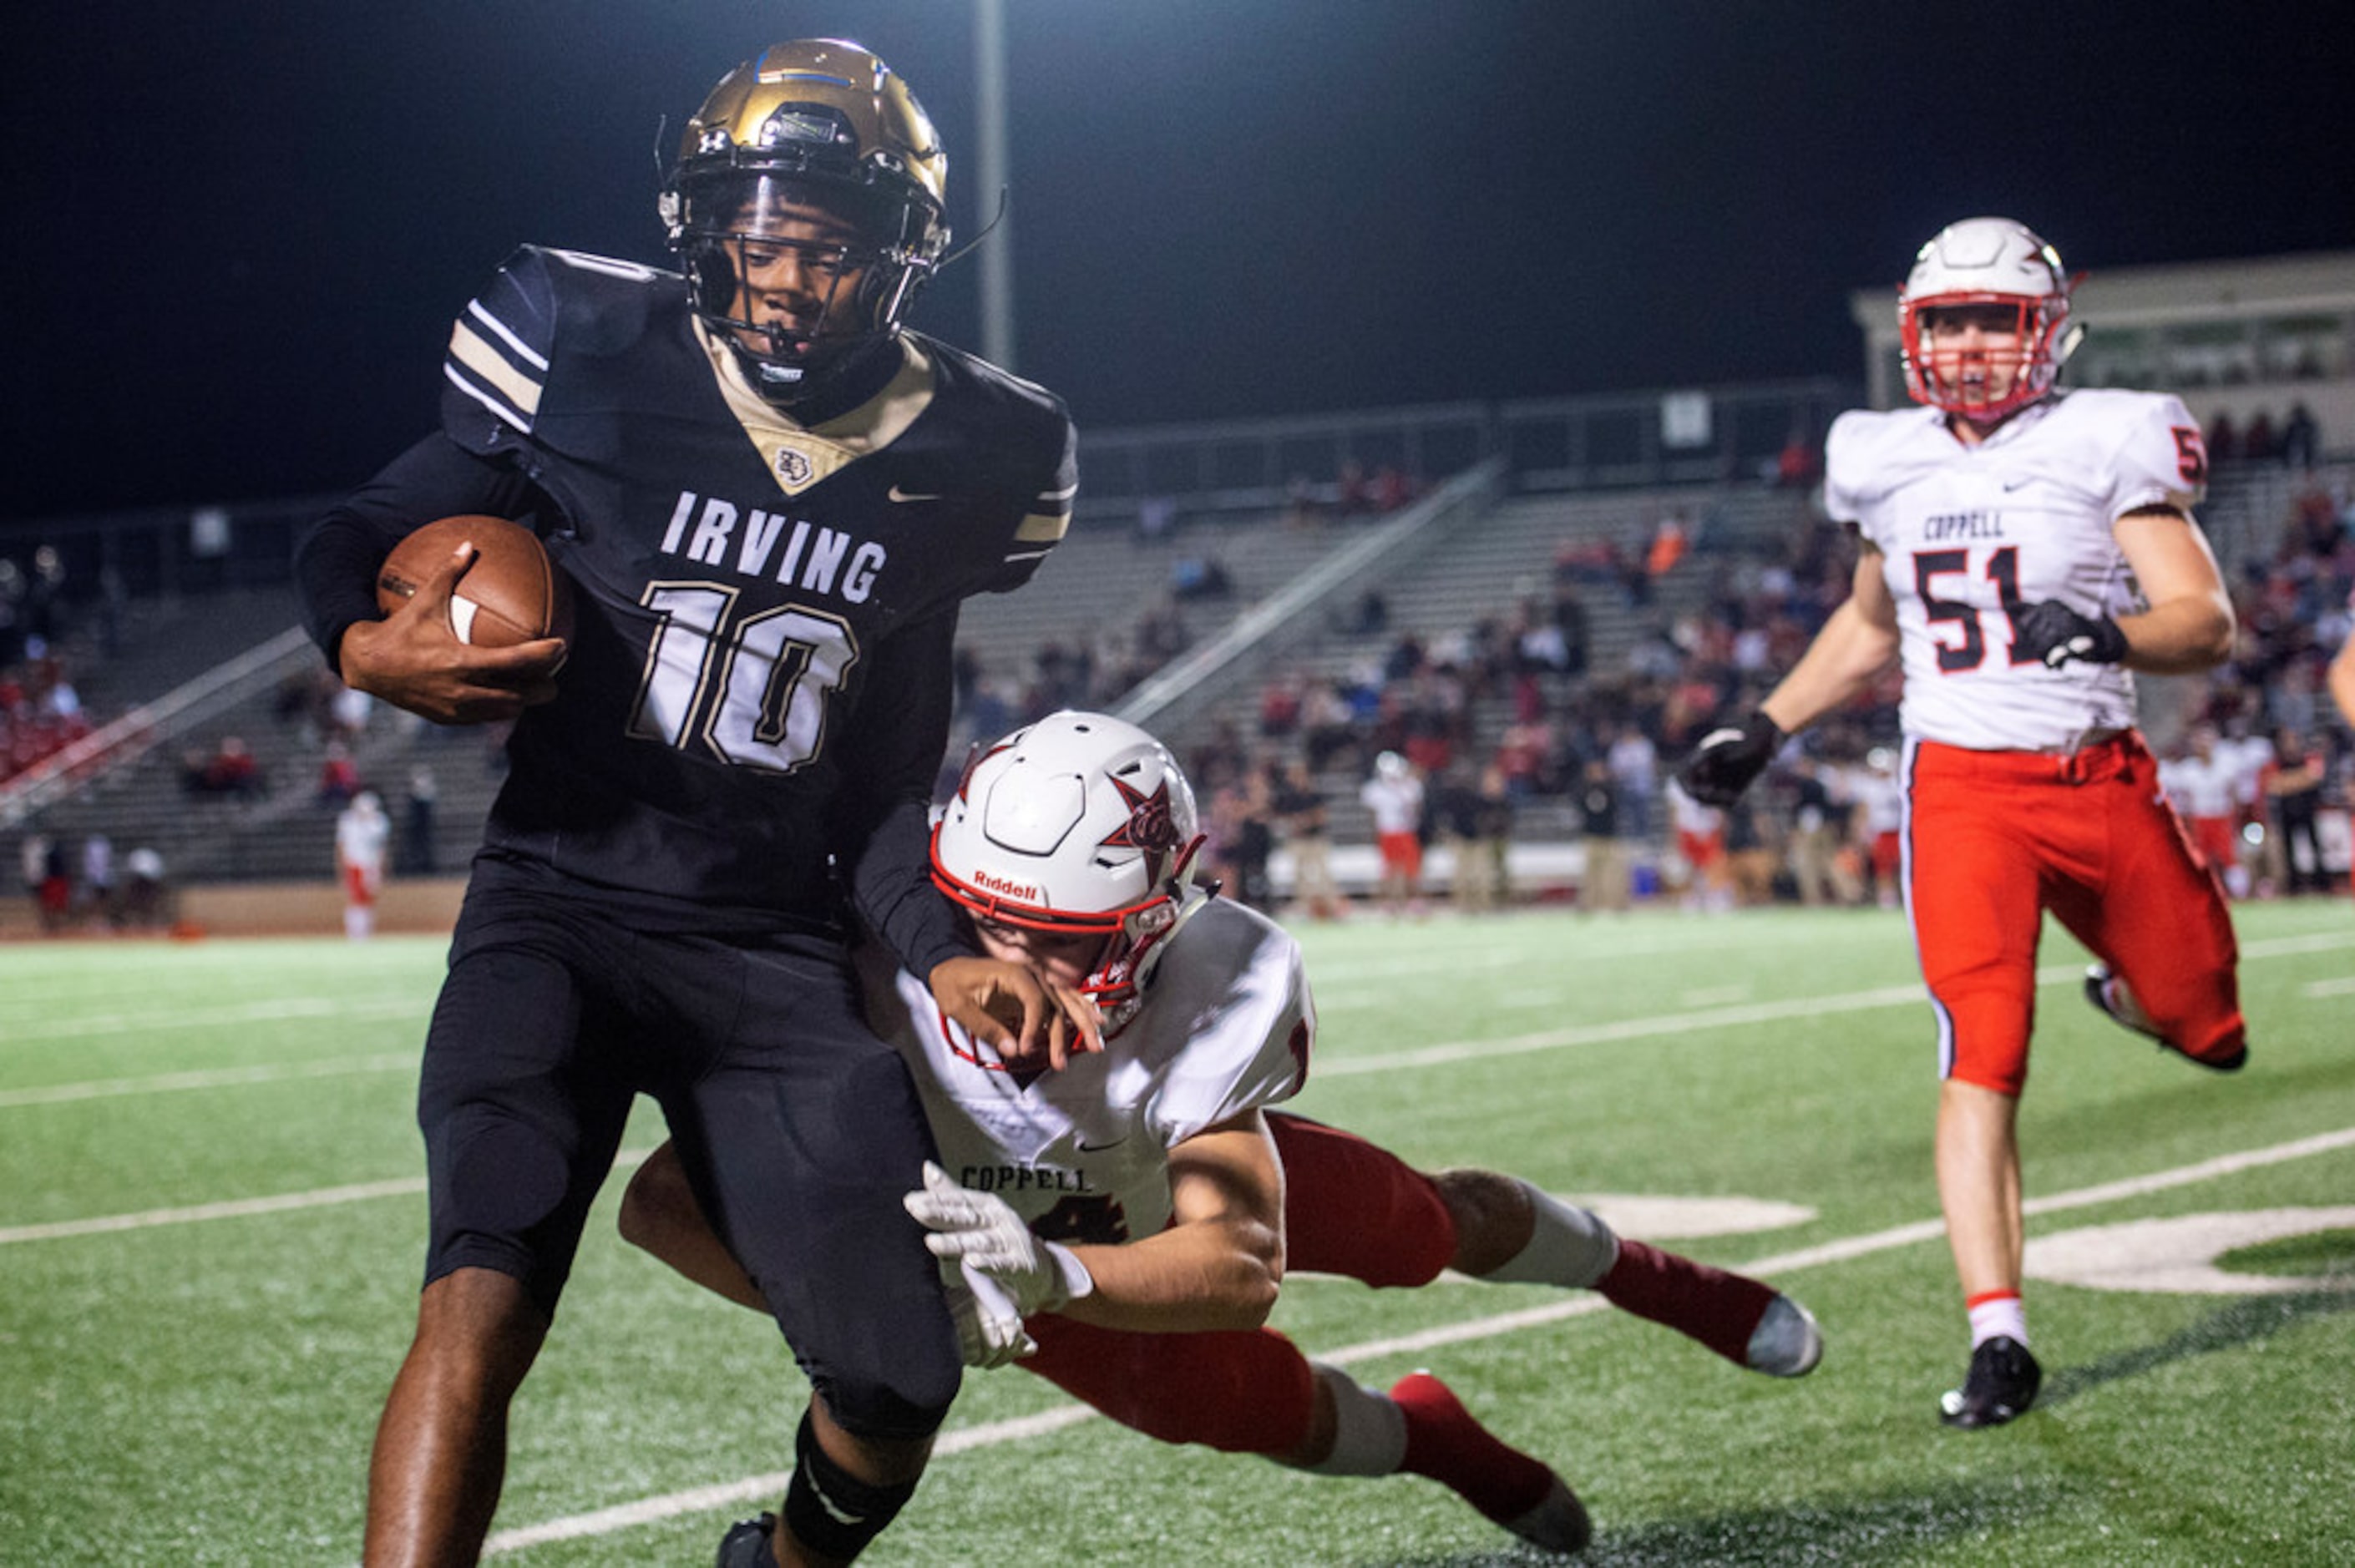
[661,40,950,401]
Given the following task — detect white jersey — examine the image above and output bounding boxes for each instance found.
[1666,779,1722,836]
[859,897,1312,1243]
[336,807,389,874]
[1360,774,1424,836]
[1846,766,1906,837]
[2162,751,2237,818]
[2216,733,2272,809]
[1826,389,2207,751]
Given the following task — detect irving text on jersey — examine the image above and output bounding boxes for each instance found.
[660,490,887,602]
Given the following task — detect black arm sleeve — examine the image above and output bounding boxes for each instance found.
[291,432,541,672]
[833,603,980,980]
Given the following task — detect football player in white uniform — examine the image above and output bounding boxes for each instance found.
[626,711,1823,1560]
[1678,218,2246,1431]
[333,790,390,942]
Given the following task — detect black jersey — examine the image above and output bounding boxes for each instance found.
[298,245,1074,959]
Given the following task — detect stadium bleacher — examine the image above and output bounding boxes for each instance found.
[1,402,2345,933]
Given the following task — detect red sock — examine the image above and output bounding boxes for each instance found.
[1598,1239,1775,1367]
[1389,1372,1555,1525]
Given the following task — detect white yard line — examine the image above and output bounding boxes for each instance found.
[0,995,423,1047]
[483,1118,2355,1555]
[0,1177,431,1244]
[484,1406,1102,1553]
[5,931,2341,1103]
[0,1053,418,1108]
[1324,930,2351,1075]
[0,1147,655,1246]
[9,930,2347,1242]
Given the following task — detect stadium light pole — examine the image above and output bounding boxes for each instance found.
[974,0,1015,372]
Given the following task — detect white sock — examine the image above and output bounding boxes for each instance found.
[1968,1292,2028,1348]
[1479,1182,1620,1288]
[1302,1365,1408,1477]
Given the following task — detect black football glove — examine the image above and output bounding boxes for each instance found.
[1679,712,1784,807]
[2013,599,2129,670]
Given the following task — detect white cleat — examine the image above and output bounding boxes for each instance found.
[1745,1293,1824,1378]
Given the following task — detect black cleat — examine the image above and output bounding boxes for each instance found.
[1939,1335,2042,1429]
[717,1513,781,1568]
[2083,964,2246,1072]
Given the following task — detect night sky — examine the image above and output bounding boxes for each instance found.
[7,1,2350,526]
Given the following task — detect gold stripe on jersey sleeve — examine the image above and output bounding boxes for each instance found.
[447,321,544,418]
[1014,511,1070,544]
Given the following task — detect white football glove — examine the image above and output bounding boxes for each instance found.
[945,1268,1037,1370]
[904,1161,1094,1318]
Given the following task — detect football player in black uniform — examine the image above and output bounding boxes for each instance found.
[296,41,1090,1568]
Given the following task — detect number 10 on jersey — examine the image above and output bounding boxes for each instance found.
[627,583,859,771]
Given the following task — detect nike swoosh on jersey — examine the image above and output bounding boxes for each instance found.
[889,484,943,503]
[1075,1136,1130,1153]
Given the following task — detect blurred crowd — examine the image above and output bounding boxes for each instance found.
[0,644,91,786]
[8,442,2352,930]
[942,453,2353,918]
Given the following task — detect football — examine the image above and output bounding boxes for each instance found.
[375,514,571,647]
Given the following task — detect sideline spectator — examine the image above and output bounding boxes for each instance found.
[1573,759,1630,913]
[1606,723,1659,842]
[36,835,71,933]
[79,833,114,926]
[2206,410,2238,464]
[1273,760,1342,920]
[1724,793,1777,908]
[120,847,170,930]
[1466,764,1515,911]
[18,830,46,908]
[2282,403,2320,470]
[401,766,440,876]
[2259,727,2329,894]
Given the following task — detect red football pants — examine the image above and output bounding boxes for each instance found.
[1905,733,2243,1096]
[1018,1115,1454,1455]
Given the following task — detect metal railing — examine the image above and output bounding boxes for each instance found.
[0,625,314,831]
[1113,457,1507,736]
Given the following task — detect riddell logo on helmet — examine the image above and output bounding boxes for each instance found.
[972,869,1042,901]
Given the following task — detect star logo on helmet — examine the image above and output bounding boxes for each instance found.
[1104,777,1178,885]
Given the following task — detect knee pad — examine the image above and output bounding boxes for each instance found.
[782,1409,921,1562]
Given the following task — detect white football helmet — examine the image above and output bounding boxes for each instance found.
[1897,217,2083,422]
[931,711,1209,1032]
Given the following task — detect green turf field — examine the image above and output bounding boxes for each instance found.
[4,901,2351,1565]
